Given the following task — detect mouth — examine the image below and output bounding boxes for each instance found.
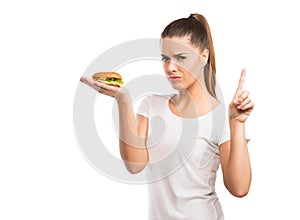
[168,75,183,82]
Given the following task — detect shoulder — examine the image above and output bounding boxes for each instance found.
[140,93,174,104]
[137,93,174,117]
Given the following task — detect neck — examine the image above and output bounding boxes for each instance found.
[177,79,207,104]
[172,79,218,117]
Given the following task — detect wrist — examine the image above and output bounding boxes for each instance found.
[116,89,131,105]
[229,117,246,127]
[229,117,247,144]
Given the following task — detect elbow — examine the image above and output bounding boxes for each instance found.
[124,161,148,174]
[120,145,149,174]
[227,185,250,198]
[230,189,249,198]
[127,167,144,174]
[224,171,252,198]
[225,180,251,198]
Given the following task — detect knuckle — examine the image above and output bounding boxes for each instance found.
[242,90,249,97]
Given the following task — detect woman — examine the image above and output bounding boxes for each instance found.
[81,13,254,220]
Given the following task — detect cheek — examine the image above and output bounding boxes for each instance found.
[162,63,168,74]
[180,55,200,69]
[180,60,203,78]
[192,59,205,77]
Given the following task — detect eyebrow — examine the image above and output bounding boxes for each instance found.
[174,53,188,56]
[161,53,188,57]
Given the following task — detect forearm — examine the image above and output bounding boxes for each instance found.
[117,95,148,173]
[225,119,251,197]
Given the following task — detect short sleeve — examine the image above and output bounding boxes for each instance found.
[136,95,152,118]
[219,116,231,146]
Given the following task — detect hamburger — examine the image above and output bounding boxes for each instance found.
[92,72,124,87]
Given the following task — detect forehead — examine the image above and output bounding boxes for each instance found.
[161,37,200,54]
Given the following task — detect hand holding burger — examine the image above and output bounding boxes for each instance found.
[92,72,124,87]
[80,71,129,102]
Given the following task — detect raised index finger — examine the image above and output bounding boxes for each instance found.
[237,69,246,91]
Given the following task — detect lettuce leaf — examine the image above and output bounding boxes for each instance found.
[103,79,124,84]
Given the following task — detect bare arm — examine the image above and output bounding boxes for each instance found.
[117,94,149,174]
[220,69,254,197]
[220,122,251,197]
[80,77,149,174]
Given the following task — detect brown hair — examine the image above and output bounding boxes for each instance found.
[161,13,217,99]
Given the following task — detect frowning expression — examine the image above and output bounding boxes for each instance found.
[160,36,208,90]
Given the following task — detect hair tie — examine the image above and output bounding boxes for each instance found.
[188,14,197,20]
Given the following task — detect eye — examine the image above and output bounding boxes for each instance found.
[161,56,170,62]
[177,55,186,61]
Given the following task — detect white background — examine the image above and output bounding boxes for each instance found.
[1,0,300,219]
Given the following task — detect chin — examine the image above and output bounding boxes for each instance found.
[169,80,192,91]
[169,82,183,90]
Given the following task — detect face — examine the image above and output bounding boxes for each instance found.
[160,36,208,91]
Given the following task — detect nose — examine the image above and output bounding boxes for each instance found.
[165,60,178,73]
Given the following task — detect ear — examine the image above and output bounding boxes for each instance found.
[201,49,209,64]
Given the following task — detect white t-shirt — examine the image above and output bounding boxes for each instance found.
[137,94,231,220]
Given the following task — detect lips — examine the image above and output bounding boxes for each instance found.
[168,75,183,82]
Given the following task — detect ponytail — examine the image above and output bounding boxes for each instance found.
[162,13,217,99]
[189,13,217,99]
